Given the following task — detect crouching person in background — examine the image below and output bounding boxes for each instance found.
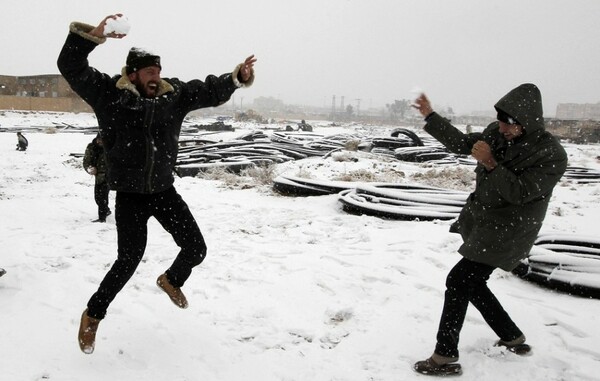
[16,132,28,151]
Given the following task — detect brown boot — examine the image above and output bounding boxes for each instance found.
[157,273,188,309]
[414,353,462,376]
[496,334,531,355]
[78,309,101,354]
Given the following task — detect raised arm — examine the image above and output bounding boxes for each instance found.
[57,15,125,107]
[413,93,483,155]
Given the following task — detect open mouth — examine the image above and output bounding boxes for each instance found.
[144,82,158,97]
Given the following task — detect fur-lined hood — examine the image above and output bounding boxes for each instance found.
[115,67,174,97]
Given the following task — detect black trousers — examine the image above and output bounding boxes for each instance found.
[87,186,207,319]
[94,181,110,219]
[434,257,523,358]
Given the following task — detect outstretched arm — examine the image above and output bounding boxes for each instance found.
[414,93,484,155]
[180,55,256,111]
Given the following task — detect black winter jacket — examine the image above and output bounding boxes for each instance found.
[58,22,251,193]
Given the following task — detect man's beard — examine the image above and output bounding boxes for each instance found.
[136,81,159,98]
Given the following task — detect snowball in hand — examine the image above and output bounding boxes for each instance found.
[411,86,425,107]
[104,15,131,36]
[411,86,424,99]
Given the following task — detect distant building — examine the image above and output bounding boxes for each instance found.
[0,74,76,98]
[0,74,91,112]
[556,102,600,120]
[546,118,600,143]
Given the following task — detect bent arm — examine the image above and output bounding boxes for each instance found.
[485,142,568,205]
[181,60,255,111]
[424,112,483,154]
[57,22,112,108]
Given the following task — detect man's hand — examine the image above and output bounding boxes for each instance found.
[239,55,257,83]
[89,14,127,39]
[471,141,497,171]
[87,167,98,176]
[412,94,434,118]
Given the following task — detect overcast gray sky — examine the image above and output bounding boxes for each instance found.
[3,0,599,116]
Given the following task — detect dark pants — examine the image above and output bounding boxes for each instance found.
[87,186,207,319]
[94,181,110,219]
[434,257,523,358]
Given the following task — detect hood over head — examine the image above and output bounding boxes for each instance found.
[494,83,544,133]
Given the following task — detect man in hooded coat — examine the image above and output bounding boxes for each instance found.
[83,134,111,222]
[412,83,567,375]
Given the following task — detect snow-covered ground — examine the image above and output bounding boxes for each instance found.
[1,111,599,381]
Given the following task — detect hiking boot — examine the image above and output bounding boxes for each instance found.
[414,354,462,376]
[157,273,188,309]
[92,218,106,223]
[0,268,6,277]
[98,210,111,221]
[496,334,531,355]
[78,309,101,354]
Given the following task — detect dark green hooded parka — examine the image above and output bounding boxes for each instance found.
[424,83,567,271]
[83,136,107,184]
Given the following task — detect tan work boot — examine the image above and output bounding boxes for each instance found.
[157,273,188,309]
[414,353,461,376]
[78,309,101,354]
[496,334,531,355]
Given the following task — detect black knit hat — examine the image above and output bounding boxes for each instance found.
[126,47,161,75]
[496,109,519,125]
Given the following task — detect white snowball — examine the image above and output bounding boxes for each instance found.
[411,86,424,97]
[411,86,425,105]
[104,15,131,36]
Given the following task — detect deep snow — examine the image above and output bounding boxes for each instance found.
[1,111,599,381]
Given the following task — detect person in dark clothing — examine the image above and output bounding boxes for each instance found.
[83,135,111,222]
[412,84,567,376]
[297,119,313,132]
[16,132,28,151]
[57,13,256,354]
